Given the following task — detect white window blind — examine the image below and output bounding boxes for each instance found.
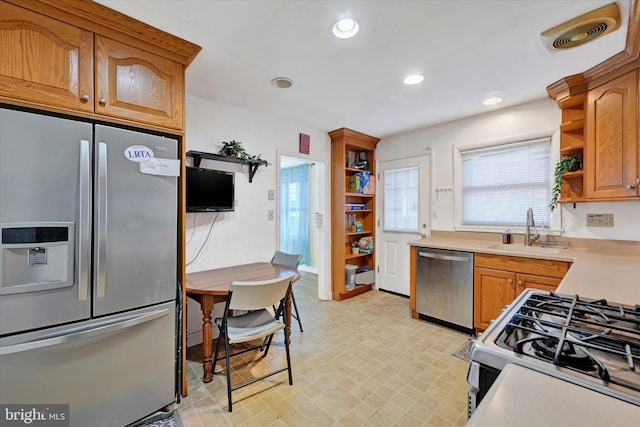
[383,166,419,231]
[461,138,551,227]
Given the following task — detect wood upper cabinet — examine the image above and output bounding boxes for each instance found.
[0,0,199,131]
[0,0,94,112]
[586,70,639,200]
[473,253,571,332]
[95,36,184,129]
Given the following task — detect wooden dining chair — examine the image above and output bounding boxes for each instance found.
[212,273,295,412]
[271,250,304,332]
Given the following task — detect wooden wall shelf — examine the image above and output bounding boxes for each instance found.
[186,150,268,182]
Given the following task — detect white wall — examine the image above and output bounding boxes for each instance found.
[377,98,640,241]
[184,94,332,345]
[184,94,331,271]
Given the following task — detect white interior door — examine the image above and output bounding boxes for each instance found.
[377,155,431,295]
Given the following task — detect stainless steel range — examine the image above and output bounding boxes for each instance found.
[467,288,640,416]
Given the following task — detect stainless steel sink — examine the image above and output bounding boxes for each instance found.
[487,244,561,255]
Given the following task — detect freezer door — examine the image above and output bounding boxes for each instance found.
[0,108,92,335]
[0,302,176,427]
[93,126,178,316]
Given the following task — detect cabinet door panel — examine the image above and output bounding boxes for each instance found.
[0,1,93,112]
[95,36,184,130]
[586,71,639,199]
[474,268,515,331]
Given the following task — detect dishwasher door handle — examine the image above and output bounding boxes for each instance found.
[418,252,471,262]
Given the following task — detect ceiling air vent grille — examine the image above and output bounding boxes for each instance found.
[541,2,621,52]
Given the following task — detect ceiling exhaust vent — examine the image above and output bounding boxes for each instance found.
[540,2,621,52]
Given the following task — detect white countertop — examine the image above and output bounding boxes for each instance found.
[411,236,640,304]
[466,364,640,426]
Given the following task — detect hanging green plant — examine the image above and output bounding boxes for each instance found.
[549,155,582,211]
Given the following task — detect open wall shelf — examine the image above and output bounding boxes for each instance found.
[186,150,268,182]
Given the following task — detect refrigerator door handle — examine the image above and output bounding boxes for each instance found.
[95,142,108,298]
[78,139,91,301]
[0,308,169,356]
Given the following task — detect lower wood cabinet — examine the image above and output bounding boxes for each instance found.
[474,253,571,332]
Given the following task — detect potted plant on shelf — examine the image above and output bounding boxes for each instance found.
[220,140,245,158]
[219,140,266,164]
[351,241,360,254]
[550,155,582,211]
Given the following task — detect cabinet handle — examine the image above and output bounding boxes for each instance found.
[637,178,640,185]
[508,278,513,284]
[624,184,636,189]
[99,98,107,105]
[517,280,523,285]
[80,94,90,102]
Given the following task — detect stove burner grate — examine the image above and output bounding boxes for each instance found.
[500,292,640,386]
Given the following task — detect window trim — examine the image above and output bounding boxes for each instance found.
[452,129,563,234]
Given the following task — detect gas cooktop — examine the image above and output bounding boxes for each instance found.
[470,289,640,407]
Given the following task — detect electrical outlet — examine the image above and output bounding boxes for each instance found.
[268,189,275,200]
[586,213,614,227]
[268,210,274,221]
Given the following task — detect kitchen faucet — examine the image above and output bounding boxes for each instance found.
[525,208,539,246]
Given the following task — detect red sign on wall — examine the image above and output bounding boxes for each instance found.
[299,133,310,154]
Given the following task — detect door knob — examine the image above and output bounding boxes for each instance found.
[420,233,427,239]
[99,98,107,105]
[80,94,90,102]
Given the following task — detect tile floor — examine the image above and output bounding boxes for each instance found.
[177,274,471,426]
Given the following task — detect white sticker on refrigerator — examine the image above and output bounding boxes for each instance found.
[124,145,154,162]
[139,158,181,176]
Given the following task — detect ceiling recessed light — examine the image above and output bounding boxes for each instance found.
[403,74,424,85]
[271,77,294,88]
[332,17,359,39]
[482,97,503,106]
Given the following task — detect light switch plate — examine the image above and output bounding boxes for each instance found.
[586,213,613,227]
[268,189,275,200]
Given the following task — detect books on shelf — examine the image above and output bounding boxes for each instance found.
[345,203,366,210]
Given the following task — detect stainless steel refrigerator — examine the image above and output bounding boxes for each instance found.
[0,108,179,427]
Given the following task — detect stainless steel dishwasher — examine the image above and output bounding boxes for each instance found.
[415,247,474,334]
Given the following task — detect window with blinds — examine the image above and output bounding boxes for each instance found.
[461,138,551,227]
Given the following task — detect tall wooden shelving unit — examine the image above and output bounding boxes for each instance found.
[329,128,380,301]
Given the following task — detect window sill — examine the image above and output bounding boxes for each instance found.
[453,225,564,236]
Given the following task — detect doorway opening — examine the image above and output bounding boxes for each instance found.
[277,154,328,300]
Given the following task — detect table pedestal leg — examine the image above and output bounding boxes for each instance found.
[199,296,215,383]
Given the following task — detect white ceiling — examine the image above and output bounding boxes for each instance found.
[96,0,631,138]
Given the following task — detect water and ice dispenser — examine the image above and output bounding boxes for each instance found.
[0,223,74,295]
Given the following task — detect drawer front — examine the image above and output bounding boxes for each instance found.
[475,253,571,278]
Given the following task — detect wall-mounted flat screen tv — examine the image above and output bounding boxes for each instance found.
[185,166,234,212]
